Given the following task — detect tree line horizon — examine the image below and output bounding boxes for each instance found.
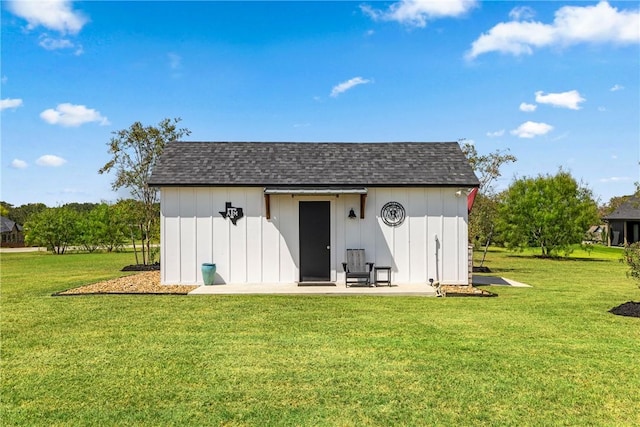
[1,119,636,261]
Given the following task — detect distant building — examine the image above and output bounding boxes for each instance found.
[585,225,606,244]
[0,216,24,247]
[603,196,640,246]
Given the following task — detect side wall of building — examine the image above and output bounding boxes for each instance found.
[160,187,470,285]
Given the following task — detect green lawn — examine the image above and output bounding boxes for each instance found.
[2,247,639,426]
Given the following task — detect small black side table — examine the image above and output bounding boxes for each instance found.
[374,266,391,286]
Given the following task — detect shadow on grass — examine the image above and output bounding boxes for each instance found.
[504,254,612,263]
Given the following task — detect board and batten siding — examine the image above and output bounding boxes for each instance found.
[159,187,469,285]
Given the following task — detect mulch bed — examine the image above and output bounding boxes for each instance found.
[121,263,160,272]
[609,301,640,318]
[441,285,496,297]
[54,271,197,296]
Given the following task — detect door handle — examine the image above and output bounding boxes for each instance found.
[326,246,330,250]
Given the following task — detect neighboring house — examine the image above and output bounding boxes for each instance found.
[585,225,606,244]
[0,216,24,247]
[603,196,640,246]
[148,141,479,286]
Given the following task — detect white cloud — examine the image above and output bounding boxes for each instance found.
[610,84,624,91]
[509,6,535,21]
[7,0,88,34]
[38,34,83,54]
[535,90,585,110]
[36,155,67,167]
[330,77,372,98]
[553,1,639,44]
[11,159,28,169]
[1,76,7,84]
[599,176,631,183]
[467,1,640,59]
[486,129,505,137]
[510,121,554,138]
[467,21,556,58]
[40,103,110,127]
[519,102,537,112]
[0,98,23,111]
[361,0,476,28]
[39,36,73,50]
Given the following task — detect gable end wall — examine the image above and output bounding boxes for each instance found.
[160,186,469,285]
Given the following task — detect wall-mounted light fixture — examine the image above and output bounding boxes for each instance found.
[348,208,357,219]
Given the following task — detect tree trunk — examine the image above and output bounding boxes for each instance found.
[139,224,147,265]
[130,226,139,265]
[541,245,550,257]
[479,225,494,267]
[145,223,151,265]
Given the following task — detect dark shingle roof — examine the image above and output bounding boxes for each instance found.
[0,216,18,233]
[604,196,640,220]
[149,141,479,187]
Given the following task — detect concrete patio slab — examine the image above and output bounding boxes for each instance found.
[188,276,531,295]
[189,282,438,296]
[501,278,531,287]
[472,275,531,287]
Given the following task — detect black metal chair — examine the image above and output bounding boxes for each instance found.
[343,249,374,287]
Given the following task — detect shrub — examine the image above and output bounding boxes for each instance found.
[622,242,640,287]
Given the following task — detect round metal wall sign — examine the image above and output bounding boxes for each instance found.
[381,201,405,227]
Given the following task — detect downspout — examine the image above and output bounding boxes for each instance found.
[434,234,440,282]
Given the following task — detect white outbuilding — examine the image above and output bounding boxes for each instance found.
[149,141,479,287]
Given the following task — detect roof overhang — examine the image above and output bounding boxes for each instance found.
[263,186,368,195]
[263,187,368,220]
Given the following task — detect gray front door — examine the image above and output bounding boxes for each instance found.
[299,201,330,282]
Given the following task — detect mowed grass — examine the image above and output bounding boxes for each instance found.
[1,247,639,426]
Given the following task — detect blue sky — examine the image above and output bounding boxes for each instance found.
[1,0,639,207]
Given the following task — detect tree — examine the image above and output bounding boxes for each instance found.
[5,202,47,225]
[0,201,11,217]
[468,192,501,265]
[461,141,517,266]
[64,202,99,215]
[623,242,640,288]
[25,207,80,254]
[99,118,190,264]
[76,212,101,253]
[96,203,129,252]
[115,199,144,264]
[76,203,128,252]
[497,169,599,256]
[461,142,516,194]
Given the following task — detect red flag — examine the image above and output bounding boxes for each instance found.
[467,187,478,213]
